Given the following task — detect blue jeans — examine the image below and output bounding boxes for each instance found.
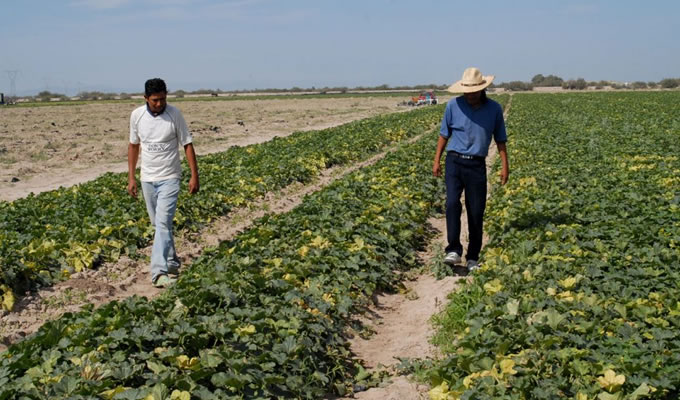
[141,178,181,282]
[444,154,487,261]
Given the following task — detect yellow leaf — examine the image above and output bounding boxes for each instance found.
[462,371,483,388]
[506,299,520,316]
[175,355,200,370]
[298,246,309,258]
[170,390,191,400]
[559,276,577,289]
[428,381,460,400]
[597,369,625,392]
[500,359,517,376]
[100,387,129,400]
[270,258,282,268]
[1,286,15,311]
[236,324,256,336]
[348,237,365,252]
[310,235,330,249]
[483,279,503,295]
[322,293,335,305]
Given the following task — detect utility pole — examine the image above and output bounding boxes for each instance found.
[5,70,18,102]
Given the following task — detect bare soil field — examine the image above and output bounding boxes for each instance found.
[0,96,430,202]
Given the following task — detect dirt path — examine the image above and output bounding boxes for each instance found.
[344,95,513,399]
[0,129,438,351]
[0,96,432,202]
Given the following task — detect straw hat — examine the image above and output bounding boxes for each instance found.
[447,67,495,93]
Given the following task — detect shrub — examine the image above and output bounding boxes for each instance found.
[659,78,679,89]
[502,81,534,91]
[562,78,587,90]
[531,74,564,87]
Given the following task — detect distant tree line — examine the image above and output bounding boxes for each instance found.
[11,77,680,103]
[492,74,680,92]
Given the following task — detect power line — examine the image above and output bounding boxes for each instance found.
[5,70,19,99]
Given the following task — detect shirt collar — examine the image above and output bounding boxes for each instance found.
[146,103,166,117]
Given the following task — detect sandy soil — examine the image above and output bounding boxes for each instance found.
[0,96,417,202]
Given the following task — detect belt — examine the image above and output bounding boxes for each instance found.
[448,151,485,161]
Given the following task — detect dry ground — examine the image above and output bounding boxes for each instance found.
[0,96,417,201]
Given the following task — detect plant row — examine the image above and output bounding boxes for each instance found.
[0,105,444,310]
[0,132,447,399]
[428,91,680,399]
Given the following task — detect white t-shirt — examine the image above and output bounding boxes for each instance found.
[129,104,193,182]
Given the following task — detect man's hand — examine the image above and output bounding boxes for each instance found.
[127,143,140,198]
[499,167,510,185]
[188,175,200,194]
[433,161,442,177]
[184,143,199,195]
[128,178,138,198]
[496,142,509,185]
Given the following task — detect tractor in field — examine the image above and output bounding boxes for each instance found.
[407,91,438,106]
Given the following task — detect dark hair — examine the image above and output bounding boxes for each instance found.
[480,89,488,103]
[145,78,167,97]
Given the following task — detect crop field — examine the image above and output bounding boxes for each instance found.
[1,91,679,399]
[0,105,445,311]
[429,91,680,399]
[0,103,451,398]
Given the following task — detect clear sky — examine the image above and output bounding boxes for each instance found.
[1,0,678,95]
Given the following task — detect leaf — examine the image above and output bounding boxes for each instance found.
[545,309,566,329]
[483,279,503,295]
[499,359,517,376]
[597,392,623,400]
[597,369,625,392]
[170,390,191,400]
[506,299,520,316]
[235,324,256,336]
[199,349,223,369]
[629,382,656,399]
[175,355,200,370]
[428,381,460,400]
[99,386,128,400]
[146,360,166,375]
[1,285,15,311]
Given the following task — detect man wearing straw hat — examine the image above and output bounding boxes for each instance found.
[433,67,509,272]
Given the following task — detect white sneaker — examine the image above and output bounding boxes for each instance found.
[444,252,462,265]
[466,259,480,272]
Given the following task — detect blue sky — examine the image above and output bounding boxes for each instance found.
[1,0,678,95]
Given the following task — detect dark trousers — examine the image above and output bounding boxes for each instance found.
[444,154,487,261]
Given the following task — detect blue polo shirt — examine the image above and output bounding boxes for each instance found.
[440,96,507,157]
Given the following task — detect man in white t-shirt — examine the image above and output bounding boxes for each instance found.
[127,78,199,288]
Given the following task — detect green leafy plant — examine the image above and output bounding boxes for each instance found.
[427,91,680,399]
[0,105,446,310]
